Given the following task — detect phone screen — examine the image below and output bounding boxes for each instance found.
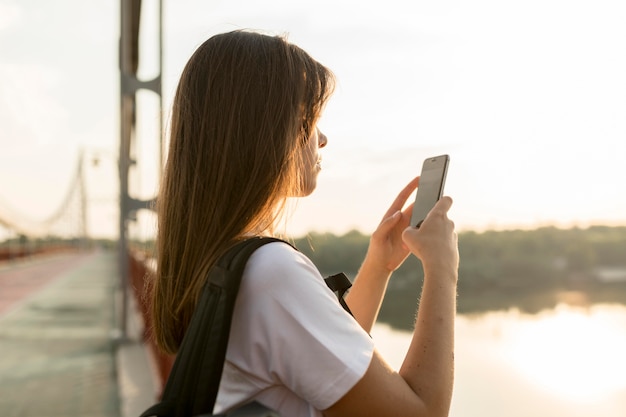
[410,155,450,228]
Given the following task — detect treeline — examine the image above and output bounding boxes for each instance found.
[292,225,626,329]
[12,226,622,330]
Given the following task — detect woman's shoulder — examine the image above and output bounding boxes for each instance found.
[246,239,317,272]
[241,239,324,292]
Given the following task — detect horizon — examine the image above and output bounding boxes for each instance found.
[4,220,626,244]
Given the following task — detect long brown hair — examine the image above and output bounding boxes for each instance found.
[151,30,335,354]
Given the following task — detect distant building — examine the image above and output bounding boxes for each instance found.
[594,267,626,283]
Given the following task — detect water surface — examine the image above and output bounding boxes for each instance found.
[371,303,626,417]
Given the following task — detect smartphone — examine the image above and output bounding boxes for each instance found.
[410,154,450,228]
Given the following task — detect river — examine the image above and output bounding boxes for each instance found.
[371,303,626,417]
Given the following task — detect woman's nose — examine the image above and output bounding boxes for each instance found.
[318,130,328,148]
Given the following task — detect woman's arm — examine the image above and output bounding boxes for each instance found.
[325,196,459,417]
[346,177,418,332]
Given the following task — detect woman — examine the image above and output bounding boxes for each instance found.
[151,29,459,417]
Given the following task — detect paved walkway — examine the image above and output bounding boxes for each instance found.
[0,250,158,417]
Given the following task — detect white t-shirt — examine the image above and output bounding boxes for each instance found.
[213,241,375,417]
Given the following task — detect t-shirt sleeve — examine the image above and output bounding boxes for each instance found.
[229,241,375,410]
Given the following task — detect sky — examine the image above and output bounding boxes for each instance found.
[0,0,625,239]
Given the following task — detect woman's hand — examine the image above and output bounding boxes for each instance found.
[402,196,459,279]
[363,176,420,274]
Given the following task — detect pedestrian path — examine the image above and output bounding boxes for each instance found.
[0,250,158,417]
[0,252,92,315]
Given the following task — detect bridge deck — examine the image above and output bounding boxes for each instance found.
[0,251,157,417]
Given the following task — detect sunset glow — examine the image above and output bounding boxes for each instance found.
[494,305,626,403]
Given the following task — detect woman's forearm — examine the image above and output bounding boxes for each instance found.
[399,268,458,416]
[345,258,392,333]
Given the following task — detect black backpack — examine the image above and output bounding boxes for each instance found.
[140,237,353,417]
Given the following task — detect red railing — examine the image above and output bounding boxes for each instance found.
[128,251,175,398]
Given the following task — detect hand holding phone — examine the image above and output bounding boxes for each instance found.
[410,154,450,228]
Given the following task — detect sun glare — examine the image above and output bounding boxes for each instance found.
[500,304,626,403]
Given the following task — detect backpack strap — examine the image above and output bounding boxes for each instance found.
[324,273,354,317]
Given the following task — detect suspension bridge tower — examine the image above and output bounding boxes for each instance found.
[118,0,163,340]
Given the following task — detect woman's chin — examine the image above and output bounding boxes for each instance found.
[293,182,317,197]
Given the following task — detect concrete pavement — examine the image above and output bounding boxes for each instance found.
[0,250,158,417]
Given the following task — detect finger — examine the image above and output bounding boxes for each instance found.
[382,176,420,218]
[402,225,419,245]
[401,201,415,217]
[375,210,402,236]
[429,196,454,216]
